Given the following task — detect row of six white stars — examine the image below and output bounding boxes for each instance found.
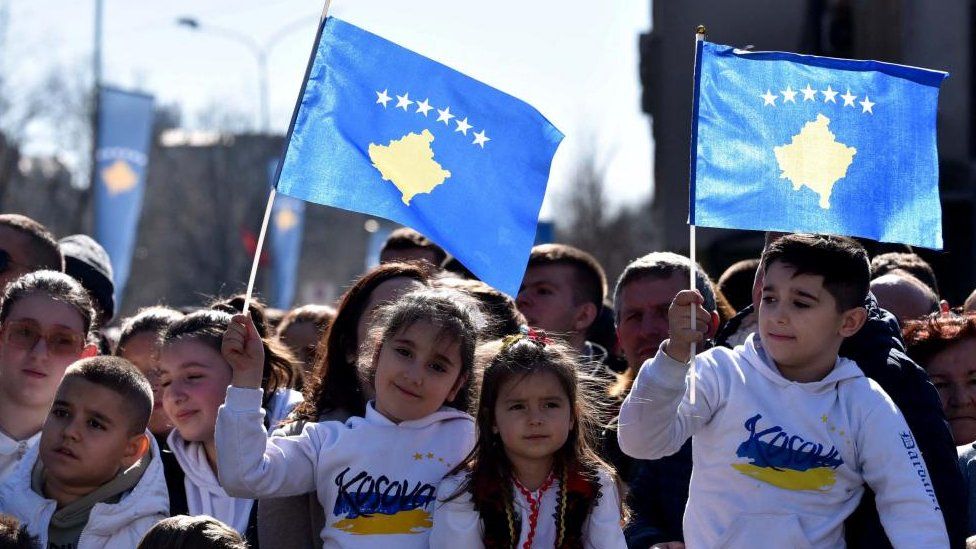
[376,89,490,148]
[761,84,875,113]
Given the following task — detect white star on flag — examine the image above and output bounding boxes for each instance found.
[375,89,392,107]
[859,96,875,114]
[761,89,777,106]
[781,86,797,103]
[415,98,433,116]
[472,130,490,148]
[436,106,455,125]
[801,84,817,101]
[455,118,472,135]
[395,93,413,110]
[841,89,857,107]
[822,85,838,103]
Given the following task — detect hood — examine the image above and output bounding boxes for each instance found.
[0,432,168,539]
[362,401,474,429]
[73,433,169,536]
[739,333,864,393]
[166,430,224,496]
[840,292,905,361]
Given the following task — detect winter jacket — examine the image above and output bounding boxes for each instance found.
[0,434,169,549]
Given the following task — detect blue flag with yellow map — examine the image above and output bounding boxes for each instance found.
[93,86,154,308]
[275,17,563,295]
[690,41,947,249]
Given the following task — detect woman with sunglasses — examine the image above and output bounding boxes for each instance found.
[0,270,97,484]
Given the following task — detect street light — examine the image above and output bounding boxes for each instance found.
[176,15,317,133]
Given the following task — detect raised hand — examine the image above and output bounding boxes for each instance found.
[664,290,716,363]
[221,313,265,389]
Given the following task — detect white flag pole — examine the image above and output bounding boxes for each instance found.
[242,189,277,314]
[242,0,332,316]
[688,26,706,405]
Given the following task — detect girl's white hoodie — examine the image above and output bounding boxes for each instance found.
[0,434,169,549]
[617,334,948,549]
[215,386,475,548]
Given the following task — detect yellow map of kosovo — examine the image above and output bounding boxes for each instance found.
[368,129,451,205]
[773,114,856,209]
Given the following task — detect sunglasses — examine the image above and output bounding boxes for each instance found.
[1,319,85,357]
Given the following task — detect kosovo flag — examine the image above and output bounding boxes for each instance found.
[275,17,563,295]
[690,41,948,249]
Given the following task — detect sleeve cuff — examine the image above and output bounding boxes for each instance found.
[635,343,689,393]
[224,386,264,411]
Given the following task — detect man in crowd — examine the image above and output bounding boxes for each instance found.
[516,243,611,377]
[378,227,446,267]
[0,214,63,291]
[610,251,719,549]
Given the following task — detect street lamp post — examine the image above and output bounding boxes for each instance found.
[176,15,316,133]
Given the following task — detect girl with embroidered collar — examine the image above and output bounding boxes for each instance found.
[431,330,627,548]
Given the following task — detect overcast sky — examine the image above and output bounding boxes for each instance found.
[3,0,653,217]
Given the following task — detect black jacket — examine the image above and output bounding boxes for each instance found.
[715,296,967,548]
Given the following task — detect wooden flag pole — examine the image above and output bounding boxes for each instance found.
[242,0,332,315]
[688,25,706,405]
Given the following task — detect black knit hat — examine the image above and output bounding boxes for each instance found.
[59,234,115,324]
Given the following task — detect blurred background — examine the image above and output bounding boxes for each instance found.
[0,0,973,318]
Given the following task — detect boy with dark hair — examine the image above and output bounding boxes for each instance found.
[0,214,63,291]
[0,356,169,548]
[379,227,447,266]
[516,243,608,361]
[619,234,949,547]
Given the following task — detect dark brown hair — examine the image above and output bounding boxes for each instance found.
[136,515,246,549]
[762,233,869,312]
[277,304,336,339]
[116,306,185,355]
[161,303,300,409]
[63,356,153,434]
[360,288,482,412]
[434,276,525,340]
[903,312,976,367]
[0,270,97,338]
[871,252,939,295]
[718,258,762,312]
[528,244,607,309]
[0,214,63,273]
[449,335,615,502]
[294,262,431,420]
[0,512,39,549]
[380,227,447,264]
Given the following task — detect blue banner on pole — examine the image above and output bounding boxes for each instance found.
[274,17,563,296]
[268,160,306,309]
[93,87,154,308]
[690,41,947,249]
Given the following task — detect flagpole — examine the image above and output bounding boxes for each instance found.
[688,25,706,405]
[242,0,332,315]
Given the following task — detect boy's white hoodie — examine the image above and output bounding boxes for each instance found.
[0,434,169,549]
[617,334,948,549]
[216,386,476,548]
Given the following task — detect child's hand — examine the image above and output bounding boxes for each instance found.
[664,290,716,364]
[222,314,265,389]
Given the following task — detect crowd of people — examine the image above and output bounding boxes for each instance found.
[0,213,974,548]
